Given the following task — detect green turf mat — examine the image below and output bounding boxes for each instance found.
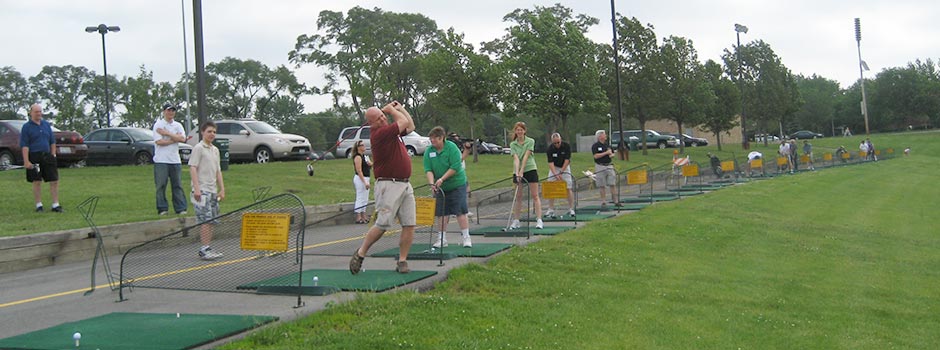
[469,226,574,236]
[578,204,648,212]
[679,185,725,191]
[371,243,514,258]
[523,213,614,222]
[619,197,656,204]
[0,312,277,350]
[237,269,437,292]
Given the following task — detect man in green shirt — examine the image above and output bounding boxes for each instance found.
[424,126,471,248]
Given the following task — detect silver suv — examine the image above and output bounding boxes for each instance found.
[335,126,430,158]
[187,119,311,163]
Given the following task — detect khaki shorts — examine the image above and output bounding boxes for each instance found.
[594,164,616,187]
[548,169,574,189]
[374,180,416,230]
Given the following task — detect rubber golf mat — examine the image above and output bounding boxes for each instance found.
[372,243,514,258]
[523,213,613,222]
[469,226,574,236]
[238,269,437,292]
[578,204,649,212]
[0,312,277,350]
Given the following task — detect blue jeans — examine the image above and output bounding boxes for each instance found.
[154,163,187,213]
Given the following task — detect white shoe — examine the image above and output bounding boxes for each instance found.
[509,219,521,229]
[432,233,448,248]
[544,209,555,218]
[461,236,472,248]
[536,218,544,229]
[568,209,576,217]
[199,248,223,261]
[467,211,475,217]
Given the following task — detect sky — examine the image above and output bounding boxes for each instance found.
[2,0,937,114]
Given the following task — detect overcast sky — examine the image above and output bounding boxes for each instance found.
[2,0,937,114]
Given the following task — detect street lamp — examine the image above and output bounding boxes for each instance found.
[85,24,120,128]
[734,23,748,149]
[854,18,870,136]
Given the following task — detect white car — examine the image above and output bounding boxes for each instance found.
[335,126,430,158]
[187,119,311,163]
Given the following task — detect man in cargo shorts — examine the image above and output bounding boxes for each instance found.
[349,101,416,274]
[592,130,618,208]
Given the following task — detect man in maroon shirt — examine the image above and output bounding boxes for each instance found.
[350,101,416,274]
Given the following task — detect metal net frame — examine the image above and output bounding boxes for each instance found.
[473,176,532,239]
[118,193,307,305]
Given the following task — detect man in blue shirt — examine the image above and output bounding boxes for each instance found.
[20,104,62,212]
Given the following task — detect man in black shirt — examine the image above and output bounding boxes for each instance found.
[592,130,618,207]
[545,133,575,217]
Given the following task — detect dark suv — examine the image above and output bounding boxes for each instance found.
[0,119,88,167]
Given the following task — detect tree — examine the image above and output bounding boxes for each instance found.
[82,71,125,129]
[121,66,175,128]
[483,4,608,140]
[29,65,94,132]
[659,35,713,153]
[701,60,739,151]
[0,66,32,119]
[869,59,940,130]
[421,28,501,139]
[793,74,840,136]
[290,7,439,122]
[611,16,664,154]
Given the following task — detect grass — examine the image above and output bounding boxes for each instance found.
[218,131,939,349]
[0,133,918,237]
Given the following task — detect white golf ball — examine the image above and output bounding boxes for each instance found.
[73,332,81,340]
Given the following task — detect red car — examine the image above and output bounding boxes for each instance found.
[0,119,89,168]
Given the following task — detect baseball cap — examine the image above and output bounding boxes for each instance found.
[162,102,177,111]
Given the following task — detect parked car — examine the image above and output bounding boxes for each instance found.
[789,130,824,139]
[669,133,709,147]
[335,126,431,158]
[0,119,88,167]
[754,134,780,143]
[480,142,503,154]
[612,130,679,149]
[84,127,192,166]
[187,119,311,163]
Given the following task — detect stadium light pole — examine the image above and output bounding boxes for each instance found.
[734,23,748,150]
[85,24,120,128]
[855,18,870,136]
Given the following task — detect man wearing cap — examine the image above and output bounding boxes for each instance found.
[153,102,187,215]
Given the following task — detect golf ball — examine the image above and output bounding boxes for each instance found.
[73,332,81,340]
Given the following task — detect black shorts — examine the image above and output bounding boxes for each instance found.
[25,152,59,183]
[512,169,539,184]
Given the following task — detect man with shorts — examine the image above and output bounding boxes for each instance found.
[546,133,575,217]
[592,130,618,208]
[350,101,416,274]
[20,104,62,213]
[425,126,471,248]
[747,151,763,177]
[802,140,815,170]
[189,121,225,260]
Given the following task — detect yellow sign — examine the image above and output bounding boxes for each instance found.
[776,157,788,166]
[859,151,867,158]
[823,153,833,161]
[720,160,735,172]
[681,164,699,177]
[800,155,810,164]
[626,170,648,185]
[241,213,292,251]
[874,149,881,156]
[886,148,894,154]
[415,197,437,226]
[841,152,850,159]
[542,181,568,199]
[751,159,763,169]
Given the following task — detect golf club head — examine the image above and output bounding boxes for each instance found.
[306,164,314,176]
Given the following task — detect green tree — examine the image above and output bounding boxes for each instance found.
[290,7,439,122]
[0,66,32,119]
[723,40,801,144]
[483,4,608,140]
[793,74,840,136]
[611,16,664,154]
[121,66,175,128]
[701,60,740,151]
[29,65,94,132]
[81,72,125,129]
[869,59,940,130]
[659,36,713,153]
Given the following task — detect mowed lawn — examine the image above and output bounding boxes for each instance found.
[221,132,939,349]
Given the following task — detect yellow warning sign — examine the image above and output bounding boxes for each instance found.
[681,164,699,177]
[241,213,291,251]
[886,148,894,154]
[542,180,568,199]
[874,149,881,156]
[721,160,735,172]
[859,151,868,158]
[751,159,763,169]
[415,197,437,226]
[776,157,788,166]
[800,155,810,164]
[823,153,833,161]
[841,152,850,159]
[627,170,648,185]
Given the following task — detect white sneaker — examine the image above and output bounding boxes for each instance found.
[432,233,448,248]
[467,211,475,217]
[509,219,521,229]
[544,209,555,218]
[536,218,544,229]
[199,248,223,261]
[461,236,472,248]
[568,209,576,217]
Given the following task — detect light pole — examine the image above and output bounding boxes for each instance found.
[855,18,870,136]
[734,23,748,149]
[85,24,120,128]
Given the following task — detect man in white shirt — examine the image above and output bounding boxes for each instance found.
[153,102,187,215]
